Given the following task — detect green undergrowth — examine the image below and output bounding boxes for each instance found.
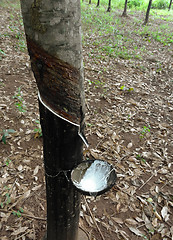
[81,0,148,11]
[81,0,172,11]
[0,0,20,9]
[81,3,173,60]
[0,0,26,52]
[151,9,173,21]
[137,23,173,46]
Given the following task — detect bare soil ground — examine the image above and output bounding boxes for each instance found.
[0,2,173,240]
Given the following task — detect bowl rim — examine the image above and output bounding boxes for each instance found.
[70,159,117,196]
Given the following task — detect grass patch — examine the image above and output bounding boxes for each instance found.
[81,4,141,60]
[1,2,26,52]
[0,0,20,9]
[81,2,173,61]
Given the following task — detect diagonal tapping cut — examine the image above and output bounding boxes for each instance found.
[27,38,83,125]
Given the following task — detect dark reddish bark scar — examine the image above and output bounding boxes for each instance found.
[26,37,82,124]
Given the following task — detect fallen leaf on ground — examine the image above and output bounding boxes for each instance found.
[11,226,28,236]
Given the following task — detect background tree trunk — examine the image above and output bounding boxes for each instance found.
[89,0,91,4]
[144,0,153,25]
[168,0,172,10]
[122,0,128,17]
[107,0,111,12]
[97,0,100,7]
[20,0,85,239]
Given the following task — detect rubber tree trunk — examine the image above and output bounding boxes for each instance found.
[39,103,83,240]
[97,0,100,7]
[107,0,111,12]
[20,0,85,239]
[122,0,128,17]
[168,0,172,10]
[144,0,153,25]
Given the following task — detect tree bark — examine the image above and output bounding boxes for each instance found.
[122,0,128,17]
[107,0,111,12]
[89,0,91,4]
[144,0,153,25]
[20,0,85,239]
[168,0,172,10]
[39,102,83,240]
[97,0,100,7]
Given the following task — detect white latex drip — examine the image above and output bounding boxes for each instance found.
[74,160,111,192]
[38,91,89,147]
